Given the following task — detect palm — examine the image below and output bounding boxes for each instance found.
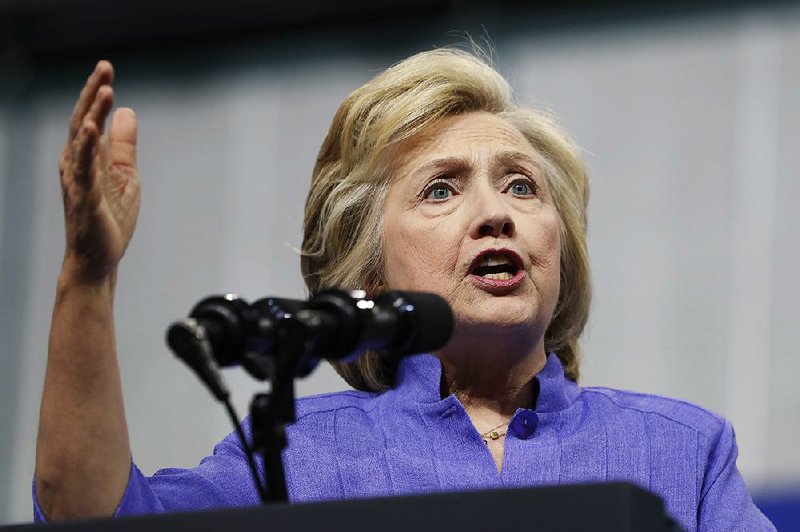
[97,145,139,260]
[60,61,140,284]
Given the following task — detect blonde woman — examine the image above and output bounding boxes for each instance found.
[35,50,773,531]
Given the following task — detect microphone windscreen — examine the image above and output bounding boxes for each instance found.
[380,291,454,356]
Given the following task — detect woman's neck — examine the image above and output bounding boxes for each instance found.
[434,325,547,474]
[436,326,547,417]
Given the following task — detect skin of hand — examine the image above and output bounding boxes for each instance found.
[35,60,141,520]
[59,60,140,286]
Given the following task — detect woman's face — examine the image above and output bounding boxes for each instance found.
[382,112,561,341]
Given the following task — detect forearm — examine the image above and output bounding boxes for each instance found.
[35,269,132,520]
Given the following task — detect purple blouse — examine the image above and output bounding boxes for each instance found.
[34,353,774,531]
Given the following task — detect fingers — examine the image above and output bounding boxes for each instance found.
[69,61,114,140]
[85,85,114,136]
[94,134,110,196]
[108,108,138,170]
[62,62,115,182]
[70,119,100,192]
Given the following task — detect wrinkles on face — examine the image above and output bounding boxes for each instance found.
[387,212,462,293]
[381,112,562,354]
[518,211,560,271]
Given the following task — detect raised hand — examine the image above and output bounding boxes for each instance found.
[59,60,140,285]
[37,61,141,521]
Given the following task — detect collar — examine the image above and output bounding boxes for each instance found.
[393,352,581,413]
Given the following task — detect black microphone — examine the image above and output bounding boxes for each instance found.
[289,289,454,364]
[167,318,230,401]
[166,289,453,506]
[167,294,304,381]
[167,290,453,380]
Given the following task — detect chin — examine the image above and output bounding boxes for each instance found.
[456,306,541,333]
[453,291,554,334]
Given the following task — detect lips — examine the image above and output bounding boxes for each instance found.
[467,249,525,289]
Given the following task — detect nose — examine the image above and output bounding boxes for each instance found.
[468,188,515,239]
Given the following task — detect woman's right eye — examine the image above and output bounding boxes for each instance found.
[424,181,454,201]
[427,186,451,200]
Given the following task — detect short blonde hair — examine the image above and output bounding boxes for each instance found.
[301,48,591,389]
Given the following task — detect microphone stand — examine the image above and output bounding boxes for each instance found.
[249,319,308,503]
[250,374,291,501]
[170,290,453,505]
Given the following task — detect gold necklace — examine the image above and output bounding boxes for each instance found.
[480,420,509,444]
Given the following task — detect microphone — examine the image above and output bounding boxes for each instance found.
[166,318,230,401]
[292,289,454,364]
[166,289,452,505]
[167,294,304,382]
[372,290,454,356]
[167,290,453,380]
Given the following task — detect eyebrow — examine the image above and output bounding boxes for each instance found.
[493,151,541,171]
[412,156,470,177]
[412,150,542,177]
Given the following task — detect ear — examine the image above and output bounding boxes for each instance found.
[363,276,388,299]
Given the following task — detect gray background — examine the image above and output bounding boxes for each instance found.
[1,2,799,524]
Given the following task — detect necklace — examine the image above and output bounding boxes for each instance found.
[480,420,509,444]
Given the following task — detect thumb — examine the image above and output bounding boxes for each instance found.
[108,107,137,168]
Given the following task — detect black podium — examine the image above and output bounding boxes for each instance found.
[4,482,681,531]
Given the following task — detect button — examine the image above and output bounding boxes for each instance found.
[511,410,538,439]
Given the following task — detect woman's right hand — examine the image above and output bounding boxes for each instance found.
[36,61,139,521]
[59,60,139,285]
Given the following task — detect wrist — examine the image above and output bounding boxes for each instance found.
[56,261,117,297]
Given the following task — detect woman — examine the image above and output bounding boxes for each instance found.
[34,49,773,531]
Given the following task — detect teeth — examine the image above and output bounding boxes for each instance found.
[483,272,513,280]
[477,254,512,268]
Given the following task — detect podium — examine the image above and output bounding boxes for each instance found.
[4,482,680,531]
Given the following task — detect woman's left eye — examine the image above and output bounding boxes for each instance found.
[508,179,536,196]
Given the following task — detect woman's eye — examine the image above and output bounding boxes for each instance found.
[509,180,536,196]
[425,185,453,201]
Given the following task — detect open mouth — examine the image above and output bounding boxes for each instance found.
[469,250,523,281]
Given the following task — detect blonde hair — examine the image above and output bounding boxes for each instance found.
[301,48,591,389]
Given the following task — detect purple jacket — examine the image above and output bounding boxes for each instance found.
[34,353,774,531]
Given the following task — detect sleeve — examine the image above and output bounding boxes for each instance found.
[33,424,262,522]
[697,420,775,531]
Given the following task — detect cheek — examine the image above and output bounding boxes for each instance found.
[543,213,563,301]
[525,208,562,304]
[533,208,562,268]
[383,220,462,290]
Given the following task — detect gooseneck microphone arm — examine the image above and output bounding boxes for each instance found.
[166,289,453,505]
